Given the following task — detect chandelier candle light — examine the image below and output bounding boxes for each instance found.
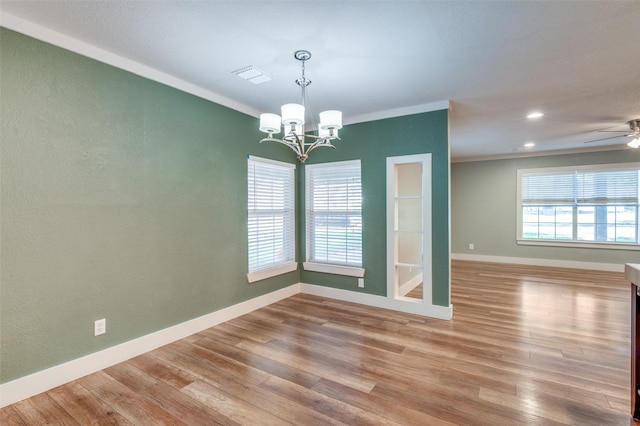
[259,50,342,163]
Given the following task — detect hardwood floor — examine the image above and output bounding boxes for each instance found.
[1,260,636,425]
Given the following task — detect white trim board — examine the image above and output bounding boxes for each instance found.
[0,12,259,118]
[452,253,624,272]
[1,252,626,408]
[0,279,456,408]
[0,284,300,408]
[398,273,423,297]
[346,100,450,125]
[1,253,623,408]
[1,12,450,127]
[301,283,453,320]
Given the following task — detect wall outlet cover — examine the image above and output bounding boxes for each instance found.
[94,318,106,336]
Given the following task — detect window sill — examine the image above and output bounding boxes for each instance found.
[517,239,640,251]
[247,262,298,283]
[303,262,365,277]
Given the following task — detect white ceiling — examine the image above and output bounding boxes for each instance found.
[1,1,639,161]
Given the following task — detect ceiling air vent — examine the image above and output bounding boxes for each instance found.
[232,65,271,85]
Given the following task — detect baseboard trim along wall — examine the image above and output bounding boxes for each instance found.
[451,253,624,272]
[1,251,621,407]
[0,278,458,407]
[0,284,301,408]
[398,273,423,297]
[300,283,453,320]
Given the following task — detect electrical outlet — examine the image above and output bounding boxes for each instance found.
[94,318,106,336]
[469,243,474,250]
[358,278,364,288]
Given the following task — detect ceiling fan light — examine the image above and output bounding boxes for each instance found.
[281,103,305,125]
[259,113,281,134]
[627,138,640,149]
[319,110,343,130]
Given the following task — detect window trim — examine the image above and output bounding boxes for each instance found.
[302,262,365,277]
[247,261,298,283]
[246,155,297,283]
[516,162,640,250]
[516,239,640,251]
[304,159,364,277]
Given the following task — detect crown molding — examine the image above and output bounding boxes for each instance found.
[345,100,450,125]
[0,11,260,117]
[451,144,629,163]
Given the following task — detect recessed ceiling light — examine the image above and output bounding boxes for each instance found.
[527,112,544,119]
[524,142,535,148]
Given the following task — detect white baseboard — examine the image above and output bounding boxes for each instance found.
[398,273,423,297]
[5,251,622,408]
[300,283,453,320]
[451,253,624,272]
[1,277,458,408]
[0,284,300,408]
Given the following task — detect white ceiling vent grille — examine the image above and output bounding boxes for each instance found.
[232,65,271,85]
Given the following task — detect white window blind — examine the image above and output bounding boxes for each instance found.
[518,164,640,245]
[306,160,362,267]
[248,156,295,275]
[521,172,576,204]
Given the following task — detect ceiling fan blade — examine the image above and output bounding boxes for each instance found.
[583,134,631,143]
[597,130,630,133]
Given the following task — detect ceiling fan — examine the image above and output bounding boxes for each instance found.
[584,119,640,148]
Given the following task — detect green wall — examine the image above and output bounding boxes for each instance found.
[0,27,452,384]
[299,110,451,307]
[0,28,298,383]
[451,150,640,266]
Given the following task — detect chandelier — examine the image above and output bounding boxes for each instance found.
[258,50,342,163]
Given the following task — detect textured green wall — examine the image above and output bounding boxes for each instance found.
[451,150,640,265]
[0,28,298,383]
[299,110,451,307]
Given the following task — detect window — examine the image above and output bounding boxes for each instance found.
[247,156,296,282]
[517,163,640,248]
[305,160,364,276]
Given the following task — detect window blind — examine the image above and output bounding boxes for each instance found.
[521,169,639,205]
[521,172,575,204]
[575,169,638,204]
[248,156,295,274]
[306,160,362,266]
[518,164,640,245]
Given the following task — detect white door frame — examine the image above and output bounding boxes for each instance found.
[386,153,432,306]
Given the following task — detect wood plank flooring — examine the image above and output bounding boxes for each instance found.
[1,260,637,425]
